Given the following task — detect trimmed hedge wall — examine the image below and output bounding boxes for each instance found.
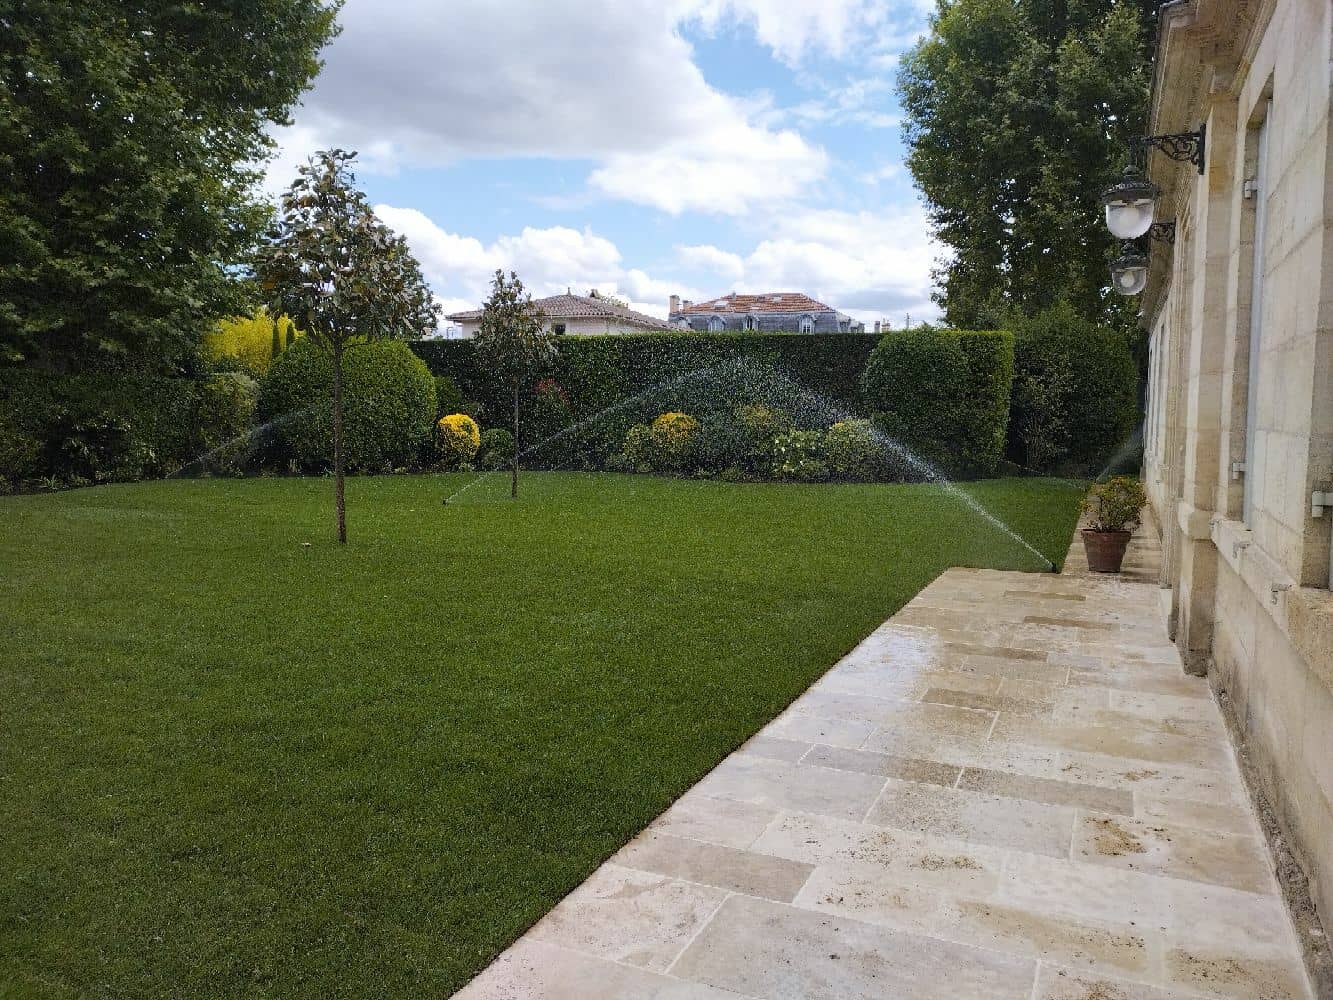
[412,332,882,467]
[0,370,201,486]
[412,332,881,422]
[861,329,1014,478]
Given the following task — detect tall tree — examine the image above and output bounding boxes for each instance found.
[898,0,1153,327]
[474,271,554,498]
[257,150,437,543]
[0,0,340,373]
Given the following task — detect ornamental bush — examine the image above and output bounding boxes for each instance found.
[0,371,198,487]
[825,418,881,481]
[1007,302,1140,475]
[191,373,258,475]
[1082,476,1146,532]
[257,338,437,473]
[437,413,480,467]
[204,310,300,378]
[862,328,1013,479]
[649,412,699,472]
[772,429,829,482]
[477,427,515,470]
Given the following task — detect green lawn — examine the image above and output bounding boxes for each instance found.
[0,472,1082,997]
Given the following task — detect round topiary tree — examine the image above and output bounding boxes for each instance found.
[258,337,436,473]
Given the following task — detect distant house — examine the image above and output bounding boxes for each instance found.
[444,290,674,338]
[668,292,864,333]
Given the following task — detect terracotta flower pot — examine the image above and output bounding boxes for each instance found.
[1081,528,1132,573]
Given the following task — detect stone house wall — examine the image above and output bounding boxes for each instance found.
[1141,0,1333,925]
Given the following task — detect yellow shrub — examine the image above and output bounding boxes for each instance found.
[203,309,300,377]
[437,413,480,465]
[648,411,699,471]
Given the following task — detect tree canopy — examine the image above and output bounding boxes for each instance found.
[0,0,340,374]
[256,149,437,542]
[898,0,1154,327]
[474,270,554,497]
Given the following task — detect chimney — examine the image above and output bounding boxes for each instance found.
[874,320,881,334]
[669,294,680,315]
[682,299,693,309]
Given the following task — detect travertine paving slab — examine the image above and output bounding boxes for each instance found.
[453,563,1315,999]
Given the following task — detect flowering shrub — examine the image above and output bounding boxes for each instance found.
[437,412,480,467]
[771,429,829,482]
[825,419,880,481]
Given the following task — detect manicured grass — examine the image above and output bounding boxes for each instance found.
[0,472,1082,996]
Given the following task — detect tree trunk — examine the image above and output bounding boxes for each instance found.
[332,342,347,544]
[511,380,519,498]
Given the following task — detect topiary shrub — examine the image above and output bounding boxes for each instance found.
[191,373,258,475]
[862,328,1013,479]
[1007,302,1140,475]
[477,427,515,470]
[772,429,829,482]
[436,413,480,468]
[257,338,437,473]
[825,418,881,481]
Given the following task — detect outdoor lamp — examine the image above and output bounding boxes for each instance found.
[1110,244,1149,296]
[1101,166,1159,240]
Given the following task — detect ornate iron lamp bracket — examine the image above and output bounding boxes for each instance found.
[1134,124,1206,175]
[1148,221,1176,244]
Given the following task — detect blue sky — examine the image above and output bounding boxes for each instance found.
[268,0,942,330]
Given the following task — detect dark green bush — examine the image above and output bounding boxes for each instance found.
[477,427,515,470]
[191,373,258,475]
[434,374,464,418]
[862,328,1014,478]
[1007,303,1139,475]
[0,371,199,486]
[257,338,437,473]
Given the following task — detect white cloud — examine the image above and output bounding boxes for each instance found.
[676,0,892,65]
[375,202,942,328]
[268,0,845,214]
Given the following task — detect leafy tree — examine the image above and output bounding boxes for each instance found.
[0,0,339,373]
[898,0,1153,327]
[474,271,555,498]
[203,309,300,378]
[257,150,438,543]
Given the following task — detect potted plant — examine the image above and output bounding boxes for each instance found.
[1080,476,1147,573]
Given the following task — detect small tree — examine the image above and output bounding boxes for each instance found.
[257,149,437,543]
[474,270,555,497]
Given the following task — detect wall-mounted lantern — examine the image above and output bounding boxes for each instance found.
[1102,126,1205,294]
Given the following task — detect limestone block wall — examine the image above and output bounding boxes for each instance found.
[1143,0,1333,932]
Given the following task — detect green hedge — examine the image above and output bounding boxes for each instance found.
[862,328,1014,478]
[411,332,881,466]
[257,338,437,473]
[1007,304,1140,475]
[0,370,201,487]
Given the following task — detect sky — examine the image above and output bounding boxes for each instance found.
[266,0,943,332]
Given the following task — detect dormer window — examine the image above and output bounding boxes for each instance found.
[798,315,814,333]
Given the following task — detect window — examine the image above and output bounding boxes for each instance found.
[552,323,567,336]
[798,315,814,333]
[742,315,758,331]
[1243,101,1271,527]
[707,316,724,332]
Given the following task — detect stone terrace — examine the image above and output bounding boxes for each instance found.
[456,545,1314,999]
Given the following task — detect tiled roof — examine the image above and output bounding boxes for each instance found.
[677,292,836,315]
[446,293,673,330]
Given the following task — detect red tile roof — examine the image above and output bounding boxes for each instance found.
[677,292,837,315]
[446,292,673,330]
